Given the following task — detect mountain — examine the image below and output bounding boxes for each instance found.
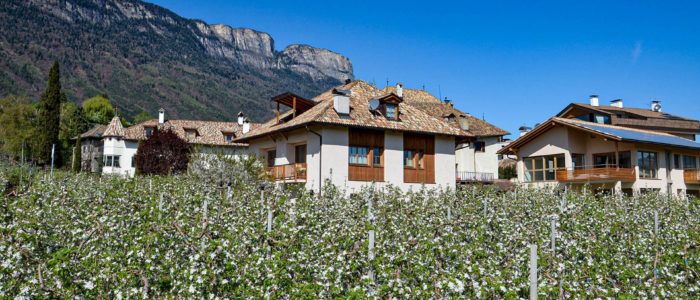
[0,0,353,122]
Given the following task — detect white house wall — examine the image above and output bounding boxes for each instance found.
[456,136,503,179]
[247,125,458,194]
[102,137,138,177]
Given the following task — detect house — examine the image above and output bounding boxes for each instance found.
[77,124,106,173]
[234,80,479,193]
[498,96,700,196]
[381,86,509,183]
[99,109,254,176]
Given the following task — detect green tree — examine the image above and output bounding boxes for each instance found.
[133,111,153,124]
[59,101,89,164]
[82,95,115,125]
[0,96,36,161]
[35,61,63,166]
[72,136,82,172]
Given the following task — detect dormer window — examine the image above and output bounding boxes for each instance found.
[184,128,199,139]
[386,104,397,120]
[145,127,154,137]
[224,133,235,142]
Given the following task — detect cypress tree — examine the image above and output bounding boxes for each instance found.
[72,136,82,173]
[36,61,62,166]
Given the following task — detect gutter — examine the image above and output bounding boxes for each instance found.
[306,125,323,197]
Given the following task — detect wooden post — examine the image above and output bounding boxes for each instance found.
[654,210,659,236]
[50,144,55,179]
[551,218,556,253]
[529,244,538,300]
[292,96,297,118]
[615,142,620,170]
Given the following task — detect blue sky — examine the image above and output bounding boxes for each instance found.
[148,0,700,138]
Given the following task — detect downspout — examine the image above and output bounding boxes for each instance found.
[306,125,323,197]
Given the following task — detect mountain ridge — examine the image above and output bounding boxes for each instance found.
[0,0,354,122]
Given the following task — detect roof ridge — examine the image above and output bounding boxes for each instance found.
[555,117,680,137]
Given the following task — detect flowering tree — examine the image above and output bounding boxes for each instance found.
[134,128,191,175]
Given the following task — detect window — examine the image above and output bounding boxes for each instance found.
[373,147,382,166]
[295,144,307,164]
[385,104,397,120]
[131,157,136,168]
[674,154,682,169]
[683,155,697,169]
[349,146,369,165]
[637,151,658,179]
[404,150,415,168]
[103,155,120,168]
[572,154,585,169]
[185,129,198,139]
[145,127,154,137]
[523,154,565,182]
[474,141,486,153]
[267,150,276,167]
[225,133,234,142]
[592,152,631,168]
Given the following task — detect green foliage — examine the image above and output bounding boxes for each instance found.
[81,95,115,125]
[35,61,62,166]
[72,136,81,173]
[59,101,88,168]
[133,111,153,124]
[499,165,517,180]
[0,165,698,298]
[0,95,35,160]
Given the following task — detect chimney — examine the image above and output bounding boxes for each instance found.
[332,90,350,115]
[396,83,403,98]
[237,111,245,125]
[651,100,662,112]
[242,118,250,134]
[519,125,532,137]
[158,108,165,124]
[458,116,470,131]
[589,95,599,107]
[610,99,624,108]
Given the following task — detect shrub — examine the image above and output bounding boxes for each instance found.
[134,128,191,175]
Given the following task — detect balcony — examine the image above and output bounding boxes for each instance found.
[267,163,307,182]
[684,169,700,184]
[556,166,636,182]
[456,171,495,183]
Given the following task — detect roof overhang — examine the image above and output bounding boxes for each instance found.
[272,92,316,113]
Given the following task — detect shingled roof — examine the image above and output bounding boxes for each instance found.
[77,124,106,139]
[558,103,700,134]
[382,86,509,137]
[236,81,474,141]
[119,119,256,147]
[103,116,125,137]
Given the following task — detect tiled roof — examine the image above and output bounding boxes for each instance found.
[498,117,700,155]
[78,124,106,139]
[382,86,509,137]
[574,103,697,121]
[103,116,125,137]
[559,103,700,133]
[121,119,257,147]
[236,81,474,141]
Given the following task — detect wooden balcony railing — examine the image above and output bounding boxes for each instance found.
[456,171,494,183]
[266,163,307,181]
[684,169,700,184]
[556,166,636,182]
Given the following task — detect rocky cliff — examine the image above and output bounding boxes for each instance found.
[0,0,354,121]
